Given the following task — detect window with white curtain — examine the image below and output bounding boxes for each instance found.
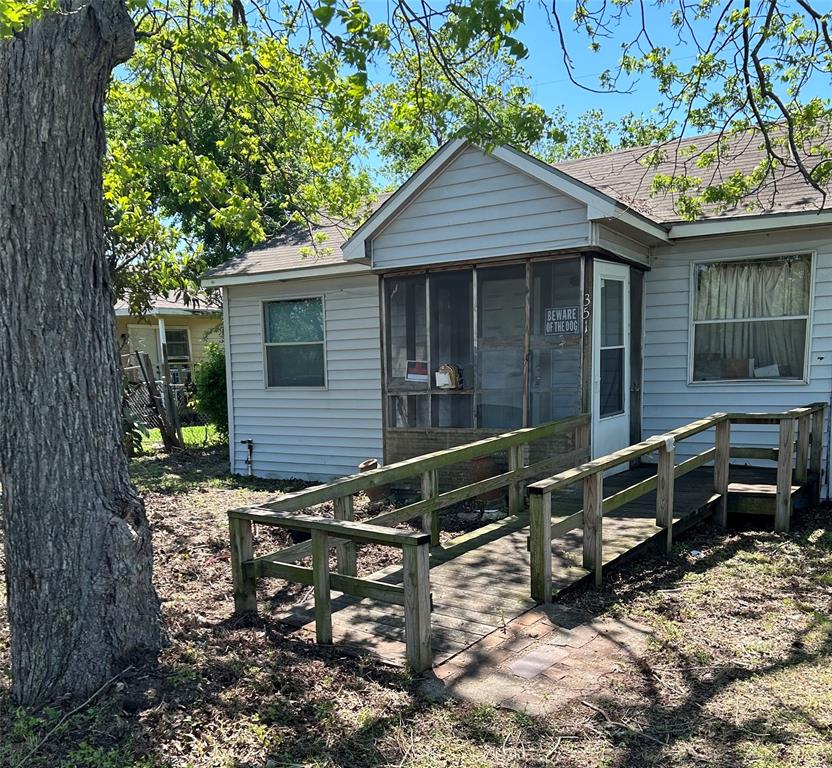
[691,254,812,382]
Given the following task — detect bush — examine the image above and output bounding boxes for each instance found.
[191,342,228,437]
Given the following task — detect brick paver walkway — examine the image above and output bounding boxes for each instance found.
[421,604,652,715]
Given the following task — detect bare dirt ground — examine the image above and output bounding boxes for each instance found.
[1,445,831,767]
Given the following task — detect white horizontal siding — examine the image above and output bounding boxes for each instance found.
[371,146,590,269]
[642,226,832,485]
[226,274,383,481]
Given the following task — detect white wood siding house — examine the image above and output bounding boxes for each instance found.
[204,134,832,491]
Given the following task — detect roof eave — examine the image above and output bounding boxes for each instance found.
[668,209,832,238]
[201,260,371,288]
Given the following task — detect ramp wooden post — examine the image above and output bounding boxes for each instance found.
[714,419,730,527]
[528,491,552,603]
[776,417,796,533]
[229,516,257,615]
[810,407,824,503]
[656,441,675,553]
[421,469,440,547]
[508,444,526,515]
[333,495,357,576]
[402,541,432,672]
[796,413,810,484]
[311,529,332,644]
[583,472,603,587]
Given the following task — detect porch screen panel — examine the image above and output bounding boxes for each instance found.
[430,270,473,427]
[477,265,526,429]
[385,275,428,389]
[692,254,811,381]
[529,259,582,425]
[385,275,428,427]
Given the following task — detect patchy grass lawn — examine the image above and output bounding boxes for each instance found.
[141,424,225,453]
[1,445,831,767]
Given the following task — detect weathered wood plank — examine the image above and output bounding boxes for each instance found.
[228,509,430,547]
[714,420,730,528]
[508,444,525,516]
[776,418,795,532]
[530,414,726,495]
[674,448,716,479]
[730,446,777,461]
[796,413,811,484]
[550,510,584,540]
[311,529,332,645]
[421,469,440,547]
[529,491,551,603]
[229,517,257,615]
[257,413,589,513]
[810,406,824,503]
[402,542,432,672]
[333,495,357,577]
[656,443,675,553]
[582,472,603,587]
[367,447,589,530]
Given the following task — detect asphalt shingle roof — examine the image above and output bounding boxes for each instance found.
[203,193,393,280]
[206,128,831,279]
[554,127,831,224]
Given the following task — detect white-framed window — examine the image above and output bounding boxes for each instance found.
[690,253,812,383]
[165,328,191,362]
[263,296,326,388]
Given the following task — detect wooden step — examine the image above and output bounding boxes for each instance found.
[727,481,802,515]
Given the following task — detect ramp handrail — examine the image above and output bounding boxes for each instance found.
[526,403,826,602]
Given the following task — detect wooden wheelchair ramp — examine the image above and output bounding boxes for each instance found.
[273,465,777,667]
[230,403,825,673]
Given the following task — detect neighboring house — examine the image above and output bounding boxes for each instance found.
[115,295,222,384]
[202,131,832,487]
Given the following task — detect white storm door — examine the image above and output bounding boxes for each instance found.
[592,261,631,463]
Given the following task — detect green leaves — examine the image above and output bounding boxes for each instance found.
[0,0,55,38]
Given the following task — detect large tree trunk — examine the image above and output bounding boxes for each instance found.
[0,1,164,706]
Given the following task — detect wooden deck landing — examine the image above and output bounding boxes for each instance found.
[275,465,778,667]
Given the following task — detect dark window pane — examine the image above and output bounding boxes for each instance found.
[388,394,428,427]
[430,270,473,388]
[599,348,624,417]
[265,298,323,343]
[477,264,526,429]
[385,276,428,389]
[601,279,624,347]
[431,394,473,428]
[693,319,807,381]
[166,329,190,361]
[529,259,582,424]
[266,344,325,387]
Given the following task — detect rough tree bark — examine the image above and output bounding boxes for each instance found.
[0,1,164,706]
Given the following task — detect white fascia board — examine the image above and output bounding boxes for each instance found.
[340,138,470,262]
[668,210,832,239]
[114,307,220,317]
[201,260,371,288]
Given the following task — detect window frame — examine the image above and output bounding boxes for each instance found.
[381,254,585,430]
[686,251,815,386]
[164,326,192,363]
[261,294,328,390]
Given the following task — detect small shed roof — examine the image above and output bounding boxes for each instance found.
[114,294,221,317]
[202,194,393,284]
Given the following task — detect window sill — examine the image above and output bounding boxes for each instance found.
[687,377,809,386]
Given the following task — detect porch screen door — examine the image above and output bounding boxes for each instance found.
[592,261,630,463]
